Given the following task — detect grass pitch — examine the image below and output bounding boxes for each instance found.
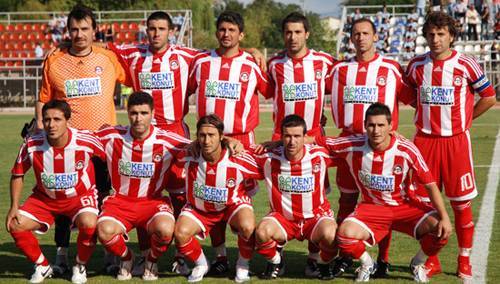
[0,108,498,283]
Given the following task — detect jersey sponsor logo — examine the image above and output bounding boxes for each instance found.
[278,174,315,193]
[358,170,395,192]
[193,181,228,203]
[41,172,78,190]
[205,80,242,100]
[118,159,154,178]
[64,77,102,98]
[282,82,318,102]
[343,85,378,104]
[138,72,175,90]
[419,86,455,105]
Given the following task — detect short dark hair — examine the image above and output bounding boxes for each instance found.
[42,100,71,120]
[281,114,307,135]
[282,12,310,33]
[216,11,244,32]
[365,103,392,124]
[423,12,457,43]
[127,92,154,111]
[147,11,173,30]
[351,18,376,35]
[197,114,224,136]
[67,4,97,30]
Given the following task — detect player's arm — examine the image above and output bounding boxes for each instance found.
[473,96,496,119]
[423,182,452,240]
[243,48,266,72]
[6,175,24,232]
[35,101,44,130]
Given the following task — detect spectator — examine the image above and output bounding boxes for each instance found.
[409,7,419,21]
[496,10,500,39]
[466,4,480,40]
[416,0,426,17]
[96,25,105,42]
[105,24,114,42]
[455,0,467,20]
[481,4,491,40]
[34,43,44,58]
[447,0,457,18]
[351,8,363,21]
[137,21,147,42]
[402,45,415,61]
[431,0,441,12]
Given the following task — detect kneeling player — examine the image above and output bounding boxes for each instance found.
[173,114,259,283]
[316,103,452,282]
[95,92,190,281]
[253,115,338,280]
[7,100,103,284]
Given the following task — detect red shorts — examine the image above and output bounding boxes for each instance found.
[263,209,335,242]
[179,201,253,239]
[413,130,477,202]
[344,202,436,246]
[98,195,174,236]
[18,191,99,234]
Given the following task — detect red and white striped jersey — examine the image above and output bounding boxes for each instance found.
[11,128,105,200]
[253,144,335,221]
[175,149,260,212]
[327,53,412,134]
[267,49,334,136]
[317,135,434,206]
[188,49,269,135]
[110,43,199,127]
[96,125,190,199]
[405,50,495,136]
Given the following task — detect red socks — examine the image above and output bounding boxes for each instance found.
[11,231,49,266]
[420,233,448,257]
[337,234,365,259]
[377,231,392,262]
[238,234,255,260]
[148,234,172,262]
[176,237,202,263]
[451,200,474,252]
[101,234,131,260]
[319,240,337,263]
[76,227,96,264]
[256,240,277,260]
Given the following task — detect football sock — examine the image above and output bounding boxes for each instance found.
[11,231,49,265]
[176,237,203,263]
[257,240,278,260]
[377,231,392,262]
[451,200,474,253]
[101,234,130,260]
[420,233,448,257]
[148,233,172,262]
[76,227,96,264]
[237,234,255,260]
[337,234,365,259]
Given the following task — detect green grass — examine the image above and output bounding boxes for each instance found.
[0,108,499,283]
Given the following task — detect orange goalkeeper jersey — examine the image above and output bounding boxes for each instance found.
[39,46,127,131]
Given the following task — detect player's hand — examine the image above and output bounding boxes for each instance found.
[224,137,244,156]
[21,118,36,139]
[247,48,267,72]
[436,217,452,240]
[5,207,20,232]
[254,141,282,154]
[186,141,200,158]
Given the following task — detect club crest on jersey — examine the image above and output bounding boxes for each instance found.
[240,72,249,82]
[193,181,228,203]
[315,70,322,80]
[278,174,315,193]
[75,160,84,170]
[64,77,102,98]
[138,72,175,90]
[313,163,321,173]
[227,178,236,188]
[419,86,454,105]
[453,76,462,86]
[95,66,103,75]
[343,86,378,104]
[205,80,242,100]
[41,172,78,190]
[153,154,163,163]
[118,159,154,178]
[170,60,179,70]
[377,76,386,86]
[393,165,403,174]
[358,171,395,192]
[282,82,318,102]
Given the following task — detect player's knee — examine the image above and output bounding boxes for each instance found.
[75,213,97,229]
[152,222,174,240]
[237,220,255,239]
[97,222,119,241]
[8,221,23,233]
[174,222,193,243]
[337,222,357,238]
[255,222,272,243]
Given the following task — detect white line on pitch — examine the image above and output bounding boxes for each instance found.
[471,128,500,283]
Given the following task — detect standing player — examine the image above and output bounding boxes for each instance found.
[317,103,452,282]
[173,114,260,283]
[187,11,269,274]
[253,115,338,280]
[35,4,127,274]
[95,92,190,281]
[7,100,105,284]
[326,18,414,277]
[405,12,496,280]
[266,12,335,276]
